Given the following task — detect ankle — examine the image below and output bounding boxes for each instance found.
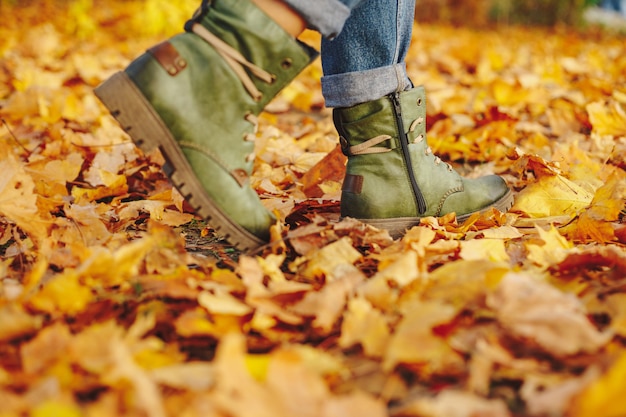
[250,0,306,37]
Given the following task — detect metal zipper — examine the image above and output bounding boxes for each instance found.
[391,92,427,214]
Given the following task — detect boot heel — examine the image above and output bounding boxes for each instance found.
[94,71,164,155]
[95,72,185,198]
[94,71,266,251]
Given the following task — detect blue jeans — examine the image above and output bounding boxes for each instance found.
[602,0,622,12]
[284,0,416,108]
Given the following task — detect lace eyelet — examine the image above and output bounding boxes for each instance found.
[281,58,293,70]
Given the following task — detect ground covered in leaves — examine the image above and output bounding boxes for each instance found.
[1,1,626,416]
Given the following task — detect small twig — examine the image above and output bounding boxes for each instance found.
[1,118,32,157]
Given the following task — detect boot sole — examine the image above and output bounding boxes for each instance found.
[357,188,515,239]
[94,71,266,252]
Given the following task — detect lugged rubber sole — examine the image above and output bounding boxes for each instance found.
[357,188,515,238]
[94,71,266,252]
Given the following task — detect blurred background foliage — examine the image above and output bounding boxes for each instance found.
[415,0,604,26]
[0,0,614,35]
[0,0,199,38]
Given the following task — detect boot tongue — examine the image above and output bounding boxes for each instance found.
[398,87,427,141]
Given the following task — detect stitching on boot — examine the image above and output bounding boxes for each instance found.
[148,41,187,76]
[436,184,464,216]
[179,141,249,187]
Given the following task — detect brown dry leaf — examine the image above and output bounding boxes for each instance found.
[149,362,215,391]
[522,367,601,417]
[391,389,511,417]
[526,225,573,269]
[299,236,363,279]
[383,300,464,374]
[486,272,611,356]
[106,335,167,417]
[209,333,386,417]
[61,203,112,246]
[359,250,421,312]
[4,4,626,416]
[198,290,253,317]
[20,322,72,375]
[300,144,346,198]
[0,303,43,342]
[289,263,365,333]
[339,297,391,357]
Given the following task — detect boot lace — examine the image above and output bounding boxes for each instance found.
[191,23,275,102]
[191,23,275,165]
[343,116,453,172]
[410,117,453,171]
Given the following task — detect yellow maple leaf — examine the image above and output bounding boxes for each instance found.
[526,225,573,269]
[586,171,626,221]
[0,154,50,244]
[30,401,82,417]
[420,259,510,310]
[563,171,626,243]
[513,174,594,218]
[27,271,93,315]
[587,100,626,136]
[67,0,96,39]
[71,170,129,203]
[460,238,510,262]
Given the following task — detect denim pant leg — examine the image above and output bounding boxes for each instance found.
[282,0,415,108]
[321,0,416,108]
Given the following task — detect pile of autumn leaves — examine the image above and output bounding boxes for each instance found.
[1,1,626,416]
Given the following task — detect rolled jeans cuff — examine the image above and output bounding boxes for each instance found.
[321,63,412,108]
[283,0,352,39]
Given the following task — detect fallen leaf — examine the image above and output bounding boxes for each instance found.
[487,272,611,356]
[339,297,390,357]
[391,389,511,417]
[383,300,464,374]
[587,100,626,136]
[570,352,626,417]
[512,174,594,218]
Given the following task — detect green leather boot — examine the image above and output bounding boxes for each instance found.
[335,87,514,237]
[94,0,317,251]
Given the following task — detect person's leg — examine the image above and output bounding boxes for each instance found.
[321,0,415,108]
[250,0,306,37]
[282,0,364,39]
[326,0,513,236]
